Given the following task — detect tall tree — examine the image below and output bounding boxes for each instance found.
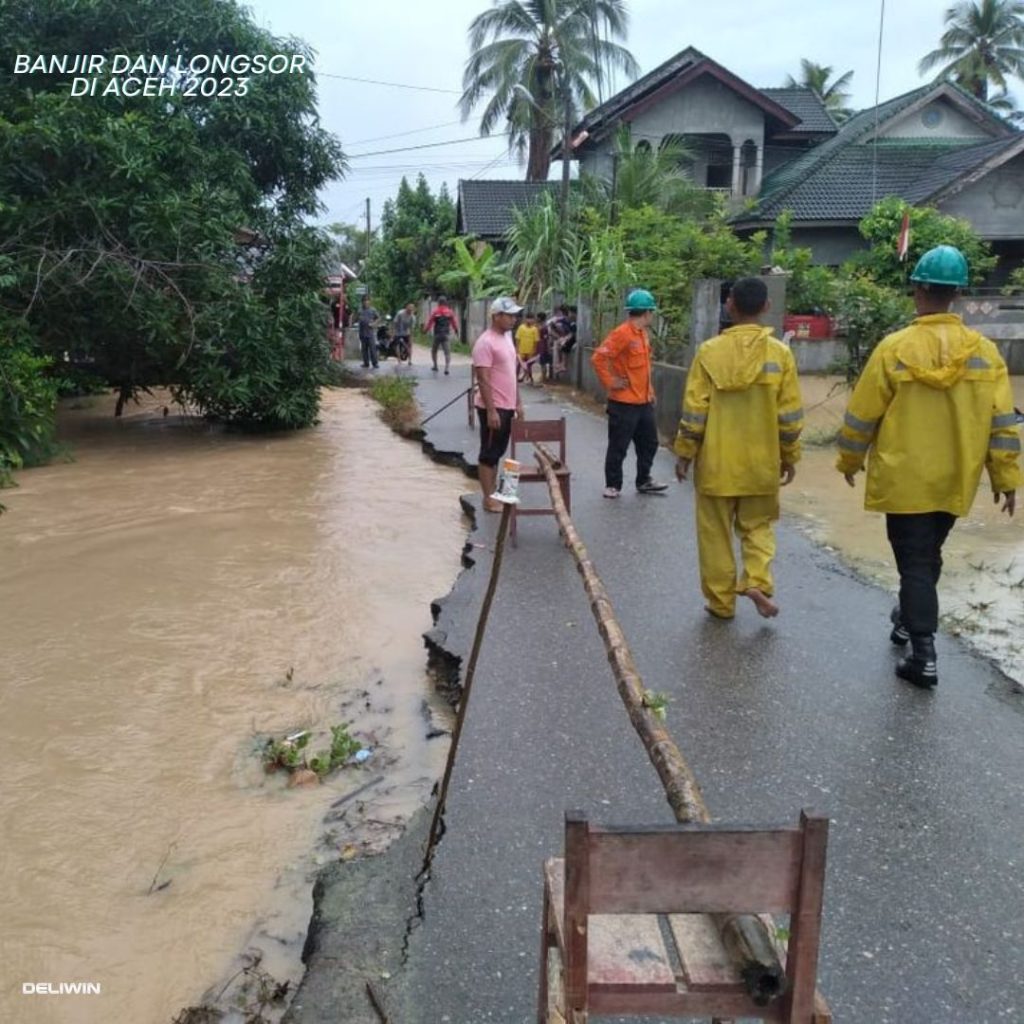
[918,0,1024,101]
[784,59,854,121]
[0,0,345,430]
[460,0,639,182]
[363,176,457,312]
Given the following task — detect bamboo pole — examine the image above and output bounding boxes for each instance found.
[532,444,787,1006]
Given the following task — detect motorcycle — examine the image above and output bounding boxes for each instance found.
[376,317,411,362]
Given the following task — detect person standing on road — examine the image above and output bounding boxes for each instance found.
[836,245,1021,689]
[592,288,668,498]
[673,277,803,620]
[425,295,460,375]
[393,301,416,363]
[472,297,524,513]
[357,296,379,369]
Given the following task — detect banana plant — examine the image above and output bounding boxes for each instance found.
[437,237,515,300]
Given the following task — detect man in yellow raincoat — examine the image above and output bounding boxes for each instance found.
[674,277,804,619]
[836,244,1021,688]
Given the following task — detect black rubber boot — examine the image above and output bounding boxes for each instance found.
[889,605,910,646]
[896,634,938,689]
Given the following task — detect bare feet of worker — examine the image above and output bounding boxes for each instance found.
[483,499,503,513]
[742,588,779,618]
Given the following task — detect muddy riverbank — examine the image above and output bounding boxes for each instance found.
[0,386,468,1024]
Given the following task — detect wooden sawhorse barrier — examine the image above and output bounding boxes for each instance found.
[540,811,831,1024]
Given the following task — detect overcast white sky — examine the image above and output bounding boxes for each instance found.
[242,0,997,229]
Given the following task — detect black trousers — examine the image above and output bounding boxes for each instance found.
[886,512,956,637]
[359,335,378,368]
[604,400,658,490]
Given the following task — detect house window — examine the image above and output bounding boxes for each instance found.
[706,163,732,188]
[921,107,943,129]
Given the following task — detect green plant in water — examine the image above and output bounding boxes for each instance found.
[309,723,362,777]
[263,731,310,771]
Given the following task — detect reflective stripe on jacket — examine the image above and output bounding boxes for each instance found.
[673,325,803,496]
[836,313,1022,515]
[591,320,655,404]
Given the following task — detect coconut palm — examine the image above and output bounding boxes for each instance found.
[460,0,640,182]
[919,0,1024,101]
[785,59,854,121]
[987,86,1024,120]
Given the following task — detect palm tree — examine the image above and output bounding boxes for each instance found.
[605,126,716,218]
[460,0,640,182]
[784,59,854,121]
[987,86,1024,120]
[918,0,1024,101]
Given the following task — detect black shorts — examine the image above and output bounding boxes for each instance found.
[477,407,515,466]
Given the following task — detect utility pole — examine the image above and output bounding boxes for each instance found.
[365,197,371,266]
[559,81,572,231]
[609,152,620,226]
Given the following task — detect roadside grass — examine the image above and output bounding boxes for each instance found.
[369,374,420,435]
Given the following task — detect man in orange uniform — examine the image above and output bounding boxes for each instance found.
[591,288,668,498]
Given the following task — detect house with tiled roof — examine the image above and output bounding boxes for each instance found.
[733,81,1024,268]
[457,47,1023,274]
[456,179,559,241]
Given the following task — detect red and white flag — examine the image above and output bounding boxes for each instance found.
[897,210,911,262]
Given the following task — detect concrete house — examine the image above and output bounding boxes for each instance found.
[458,47,1024,278]
[734,81,1024,273]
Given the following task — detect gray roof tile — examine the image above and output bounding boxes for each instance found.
[457,180,559,239]
[739,81,1017,223]
[759,88,837,134]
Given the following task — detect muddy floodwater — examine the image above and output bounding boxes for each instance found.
[785,376,1024,683]
[0,387,467,1023]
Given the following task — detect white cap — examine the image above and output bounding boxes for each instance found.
[491,296,523,315]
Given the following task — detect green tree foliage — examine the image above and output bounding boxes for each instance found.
[326,222,370,271]
[460,0,639,181]
[851,197,996,287]
[615,206,763,362]
[770,211,838,313]
[0,0,345,439]
[784,59,853,121]
[437,238,516,300]
[918,0,1024,100]
[599,125,719,219]
[362,175,456,313]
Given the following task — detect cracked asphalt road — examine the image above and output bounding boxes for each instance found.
[296,360,1024,1024]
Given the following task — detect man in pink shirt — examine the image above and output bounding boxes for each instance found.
[472,296,524,512]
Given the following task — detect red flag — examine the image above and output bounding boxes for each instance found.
[897,210,911,262]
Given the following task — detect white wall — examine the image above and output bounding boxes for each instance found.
[880,98,992,141]
[939,153,1024,239]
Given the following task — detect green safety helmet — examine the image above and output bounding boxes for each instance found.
[909,245,969,287]
[625,287,657,311]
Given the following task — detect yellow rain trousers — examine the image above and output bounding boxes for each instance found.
[836,314,1022,514]
[674,325,804,617]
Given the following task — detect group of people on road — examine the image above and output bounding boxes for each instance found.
[354,295,462,371]
[465,244,1021,692]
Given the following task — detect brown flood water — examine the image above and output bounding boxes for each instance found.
[784,376,1024,683]
[0,387,467,1023]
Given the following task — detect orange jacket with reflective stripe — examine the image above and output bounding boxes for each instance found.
[592,320,655,404]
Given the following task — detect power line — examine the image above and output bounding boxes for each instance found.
[347,135,500,158]
[345,119,465,146]
[317,71,461,94]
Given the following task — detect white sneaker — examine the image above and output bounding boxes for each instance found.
[602,486,620,499]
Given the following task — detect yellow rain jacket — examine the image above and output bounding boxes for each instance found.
[674,325,804,496]
[836,313,1022,515]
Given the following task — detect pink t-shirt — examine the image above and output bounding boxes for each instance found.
[472,328,518,410]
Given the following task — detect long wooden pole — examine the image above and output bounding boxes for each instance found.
[532,444,787,1006]
[427,503,513,856]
